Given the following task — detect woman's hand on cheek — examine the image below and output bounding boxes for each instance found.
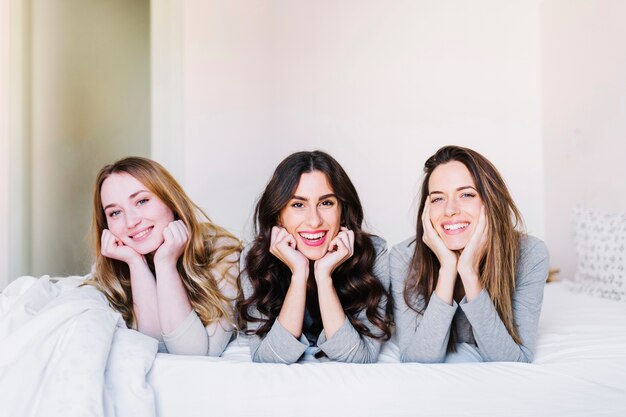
[269,226,308,277]
[314,227,354,282]
[457,205,488,278]
[421,200,457,269]
[101,229,144,266]
[154,220,189,265]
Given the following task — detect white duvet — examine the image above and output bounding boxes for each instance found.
[2,279,625,417]
[0,276,158,417]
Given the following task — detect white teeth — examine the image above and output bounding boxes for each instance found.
[299,232,325,240]
[443,223,469,231]
[131,227,152,239]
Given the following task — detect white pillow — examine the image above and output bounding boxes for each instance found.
[572,206,626,302]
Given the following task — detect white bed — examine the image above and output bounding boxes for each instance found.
[2,279,625,417]
[148,282,626,417]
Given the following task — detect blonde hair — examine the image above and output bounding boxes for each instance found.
[86,156,242,329]
[405,146,524,348]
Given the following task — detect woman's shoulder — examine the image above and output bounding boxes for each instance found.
[199,224,242,287]
[368,234,388,256]
[365,235,390,289]
[516,234,550,284]
[237,242,258,296]
[201,223,242,255]
[518,234,549,262]
[390,237,416,264]
[201,223,240,244]
[213,234,243,256]
[239,240,256,263]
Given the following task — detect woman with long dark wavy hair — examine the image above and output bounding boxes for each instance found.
[237,151,392,363]
[390,145,549,363]
[87,157,241,356]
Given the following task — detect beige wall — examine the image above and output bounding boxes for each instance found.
[1,0,31,288]
[151,0,184,181]
[1,0,9,287]
[7,1,625,284]
[178,1,545,246]
[542,0,626,279]
[29,0,150,276]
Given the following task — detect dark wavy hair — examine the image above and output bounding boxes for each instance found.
[237,150,391,340]
[404,145,524,351]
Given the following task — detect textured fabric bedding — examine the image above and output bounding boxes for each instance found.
[148,282,626,417]
[0,276,158,417]
[2,278,625,417]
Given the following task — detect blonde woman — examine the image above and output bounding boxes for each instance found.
[88,157,241,356]
[390,146,549,363]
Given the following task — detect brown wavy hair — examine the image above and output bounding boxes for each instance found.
[237,151,391,340]
[404,145,524,350]
[86,156,242,329]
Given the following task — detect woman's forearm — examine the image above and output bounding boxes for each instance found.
[129,259,161,338]
[154,260,194,334]
[276,271,308,338]
[316,276,346,339]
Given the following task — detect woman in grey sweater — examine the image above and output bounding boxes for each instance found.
[237,151,392,363]
[390,146,549,363]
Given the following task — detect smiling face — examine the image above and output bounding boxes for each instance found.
[100,172,175,255]
[278,170,342,261]
[427,161,484,251]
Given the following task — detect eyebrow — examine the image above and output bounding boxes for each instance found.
[429,186,477,196]
[291,193,337,202]
[103,190,149,210]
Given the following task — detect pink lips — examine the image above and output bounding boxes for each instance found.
[298,230,328,247]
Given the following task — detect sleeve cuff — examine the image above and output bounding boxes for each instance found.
[429,292,459,313]
[161,310,209,356]
[162,309,200,341]
[458,288,492,316]
[317,317,361,358]
[253,319,308,363]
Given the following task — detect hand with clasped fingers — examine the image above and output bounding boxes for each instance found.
[153,220,189,266]
[269,226,310,279]
[101,229,146,268]
[314,227,354,283]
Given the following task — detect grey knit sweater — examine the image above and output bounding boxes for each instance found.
[389,234,549,363]
[240,235,389,364]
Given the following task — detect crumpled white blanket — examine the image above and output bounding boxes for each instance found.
[0,276,158,417]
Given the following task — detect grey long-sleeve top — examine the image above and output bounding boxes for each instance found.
[390,234,549,363]
[240,235,389,364]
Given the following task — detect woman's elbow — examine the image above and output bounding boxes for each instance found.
[400,349,445,364]
[166,343,209,357]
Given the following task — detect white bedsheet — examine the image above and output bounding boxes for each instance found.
[2,278,624,417]
[0,276,158,417]
[149,283,626,417]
